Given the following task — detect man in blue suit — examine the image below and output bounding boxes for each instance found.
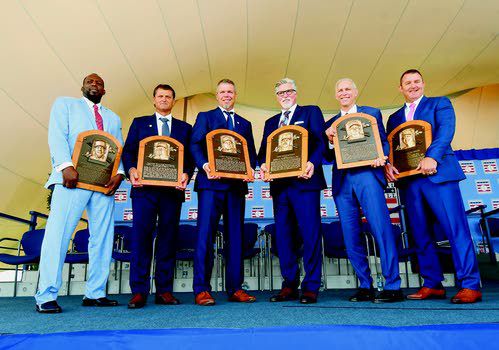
[190,79,257,305]
[35,73,124,313]
[325,78,403,303]
[258,78,326,304]
[385,69,482,304]
[122,84,194,309]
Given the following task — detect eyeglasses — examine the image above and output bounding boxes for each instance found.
[276,89,296,97]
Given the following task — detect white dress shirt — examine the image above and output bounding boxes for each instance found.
[279,104,298,126]
[404,95,424,119]
[155,112,172,136]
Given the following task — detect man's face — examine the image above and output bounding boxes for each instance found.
[154,88,175,115]
[399,72,425,103]
[94,143,105,157]
[335,80,358,109]
[276,83,297,110]
[216,83,236,110]
[81,74,105,103]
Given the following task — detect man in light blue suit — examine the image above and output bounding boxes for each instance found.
[258,78,326,304]
[34,73,124,313]
[324,78,403,303]
[385,69,482,304]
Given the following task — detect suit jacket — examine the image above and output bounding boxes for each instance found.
[257,105,327,194]
[324,105,389,195]
[46,97,124,189]
[122,114,195,200]
[386,96,465,184]
[190,108,257,194]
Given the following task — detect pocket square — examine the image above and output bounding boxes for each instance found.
[294,121,304,125]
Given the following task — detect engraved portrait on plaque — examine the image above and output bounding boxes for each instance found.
[72,130,122,194]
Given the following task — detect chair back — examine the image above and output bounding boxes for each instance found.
[20,229,45,256]
[73,229,90,252]
[322,222,347,258]
[114,225,133,251]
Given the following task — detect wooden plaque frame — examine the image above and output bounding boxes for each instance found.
[388,120,432,178]
[71,130,122,194]
[137,135,184,187]
[331,113,384,169]
[265,125,308,180]
[206,129,253,180]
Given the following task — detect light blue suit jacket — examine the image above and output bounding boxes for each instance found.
[46,97,125,188]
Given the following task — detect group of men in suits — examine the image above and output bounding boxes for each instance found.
[34,69,482,313]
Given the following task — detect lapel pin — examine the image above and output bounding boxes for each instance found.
[149,125,152,127]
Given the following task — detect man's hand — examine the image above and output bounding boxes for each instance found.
[260,163,272,182]
[325,126,336,145]
[384,163,399,182]
[243,168,255,183]
[372,156,388,168]
[105,174,123,196]
[298,161,314,179]
[62,166,79,188]
[176,173,189,190]
[417,157,438,176]
[203,163,220,180]
[128,167,143,187]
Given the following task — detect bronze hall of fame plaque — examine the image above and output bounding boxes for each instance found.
[331,113,384,169]
[265,125,308,180]
[206,129,253,180]
[71,130,122,194]
[137,136,184,187]
[388,120,432,179]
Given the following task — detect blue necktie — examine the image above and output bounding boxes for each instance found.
[279,110,291,128]
[159,117,170,136]
[224,111,234,131]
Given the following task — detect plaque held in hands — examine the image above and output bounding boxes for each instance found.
[72,130,122,194]
[137,136,184,187]
[265,125,308,180]
[206,129,253,180]
[331,113,384,169]
[388,120,432,178]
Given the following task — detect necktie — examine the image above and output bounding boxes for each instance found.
[160,117,170,136]
[406,103,416,121]
[279,110,291,128]
[224,111,234,131]
[93,104,103,131]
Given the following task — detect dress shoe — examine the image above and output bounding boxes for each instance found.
[82,297,119,307]
[195,291,216,306]
[36,300,62,314]
[451,288,482,304]
[128,293,147,309]
[155,292,180,305]
[349,288,375,302]
[300,291,318,304]
[228,290,256,303]
[373,289,404,303]
[269,287,299,302]
[407,287,446,300]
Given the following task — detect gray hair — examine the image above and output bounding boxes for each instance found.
[335,78,357,91]
[274,78,297,94]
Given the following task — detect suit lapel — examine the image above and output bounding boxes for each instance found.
[413,96,428,121]
[80,98,97,130]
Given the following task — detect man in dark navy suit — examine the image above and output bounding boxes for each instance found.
[385,69,482,304]
[258,78,326,304]
[190,79,257,305]
[122,84,194,308]
[325,78,403,303]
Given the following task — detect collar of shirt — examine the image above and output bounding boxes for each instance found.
[280,104,297,124]
[340,105,357,117]
[219,106,235,119]
[155,112,172,123]
[83,96,101,112]
[405,95,424,114]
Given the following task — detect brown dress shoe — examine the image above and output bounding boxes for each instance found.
[269,287,299,302]
[300,291,318,304]
[228,290,256,303]
[128,293,147,309]
[451,288,482,304]
[155,292,180,305]
[195,291,216,306]
[407,287,446,300]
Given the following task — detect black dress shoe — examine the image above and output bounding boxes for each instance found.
[36,300,62,314]
[128,293,147,309]
[373,289,404,303]
[82,297,119,307]
[349,288,375,302]
[270,287,299,302]
[155,292,180,305]
[300,291,318,304]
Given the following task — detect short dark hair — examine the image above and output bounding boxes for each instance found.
[400,69,423,85]
[217,79,236,91]
[153,84,176,99]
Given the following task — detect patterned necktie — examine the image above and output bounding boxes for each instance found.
[159,117,170,136]
[93,104,103,131]
[406,103,416,121]
[279,110,291,128]
[224,111,234,131]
